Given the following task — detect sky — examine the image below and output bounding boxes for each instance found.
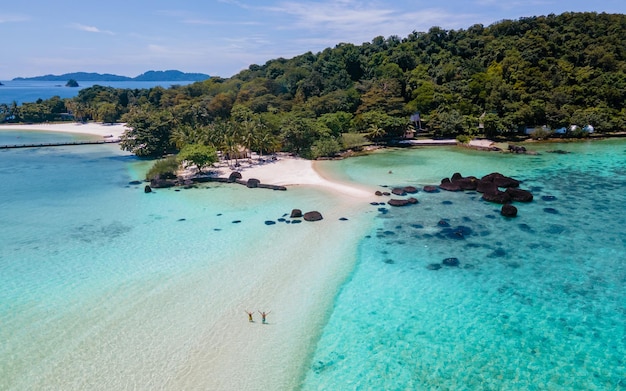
[1,0,625,80]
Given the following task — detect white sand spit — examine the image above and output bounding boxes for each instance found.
[0,122,128,141]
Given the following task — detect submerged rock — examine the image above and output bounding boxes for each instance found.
[442,257,460,267]
[501,204,518,217]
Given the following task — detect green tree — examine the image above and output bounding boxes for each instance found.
[310,137,341,159]
[120,107,177,157]
[177,144,218,174]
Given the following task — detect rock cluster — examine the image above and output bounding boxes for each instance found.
[438,172,533,217]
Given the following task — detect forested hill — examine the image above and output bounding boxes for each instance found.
[5,12,626,158]
[13,70,210,81]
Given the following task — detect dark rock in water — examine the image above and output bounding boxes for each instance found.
[493,176,520,188]
[291,219,302,224]
[375,190,383,196]
[463,264,475,269]
[339,217,349,221]
[488,248,507,258]
[246,178,260,188]
[378,207,388,214]
[456,177,479,190]
[544,207,559,214]
[542,195,557,201]
[501,204,518,217]
[439,178,461,191]
[423,185,439,193]
[382,192,391,196]
[508,144,527,154]
[442,200,453,205]
[482,190,512,204]
[438,220,450,227]
[480,172,520,188]
[144,185,152,193]
[442,257,460,267]
[505,188,533,202]
[427,263,442,270]
[370,202,379,206]
[518,223,533,232]
[476,180,497,194]
[290,209,303,218]
[228,171,242,182]
[150,177,176,188]
[177,218,186,221]
[303,211,323,221]
[277,218,286,222]
[264,220,276,225]
[384,259,395,264]
[404,186,418,194]
[232,220,241,224]
[440,225,473,240]
[451,172,463,181]
[129,180,142,185]
[545,224,566,234]
[392,187,406,196]
[388,199,410,207]
[407,197,418,204]
[175,189,181,192]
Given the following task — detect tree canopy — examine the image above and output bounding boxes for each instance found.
[10,12,626,157]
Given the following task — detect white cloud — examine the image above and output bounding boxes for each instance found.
[262,1,478,42]
[71,23,115,35]
[0,14,29,23]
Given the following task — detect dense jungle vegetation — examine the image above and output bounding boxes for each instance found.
[2,12,625,158]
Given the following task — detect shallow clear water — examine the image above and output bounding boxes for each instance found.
[303,141,626,390]
[1,135,625,390]
[0,133,356,389]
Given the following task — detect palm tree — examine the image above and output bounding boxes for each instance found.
[239,119,257,159]
[366,124,386,145]
[170,125,196,150]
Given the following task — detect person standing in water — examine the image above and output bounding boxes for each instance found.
[245,310,254,322]
[258,310,271,324]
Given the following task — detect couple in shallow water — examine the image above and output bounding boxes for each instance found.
[245,310,270,323]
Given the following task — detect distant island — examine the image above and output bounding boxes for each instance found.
[13,70,210,82]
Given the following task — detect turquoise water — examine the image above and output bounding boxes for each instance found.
[0,132,361,389]
[1,134,625,390]
[303,141,626,390]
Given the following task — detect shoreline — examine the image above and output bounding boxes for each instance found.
[0,122,128,141]
[2,121,383,389]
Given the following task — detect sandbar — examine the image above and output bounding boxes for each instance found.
[3,121,380,390]
[0,122,127,141]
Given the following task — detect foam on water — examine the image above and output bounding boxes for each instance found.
[302,140,626,390]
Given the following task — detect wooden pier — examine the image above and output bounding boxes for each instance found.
[0,139,120,149]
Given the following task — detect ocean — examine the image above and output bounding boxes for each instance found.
[0,129,624,390]
[0,80,198,105]
[305,142,626,390]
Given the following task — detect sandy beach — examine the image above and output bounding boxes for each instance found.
[0,122,128,141]
[2,121,381,389]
